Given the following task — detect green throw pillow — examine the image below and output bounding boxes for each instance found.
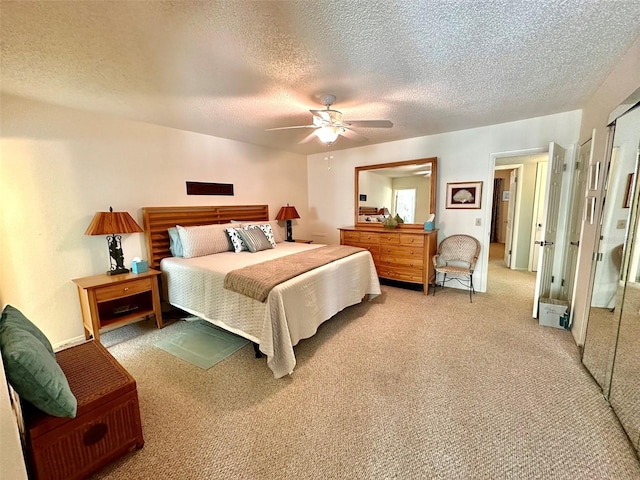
[0,313,77,418]
[1,305,54,357]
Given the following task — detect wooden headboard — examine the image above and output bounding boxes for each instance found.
[141,205,269,269]
[359,206,379,216]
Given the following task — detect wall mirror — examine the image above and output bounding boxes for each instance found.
[355,157,437,228]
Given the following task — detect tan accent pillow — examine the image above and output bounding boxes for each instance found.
[176,223,240,258]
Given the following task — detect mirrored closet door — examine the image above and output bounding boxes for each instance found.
[607,105,640,450]
[582,96,640,452]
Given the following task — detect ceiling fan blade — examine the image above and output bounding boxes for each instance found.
[298,131,319,144]
[344,120,393,128]
[341,127,368,142]
[265,125,316,131]
[310,109,332,123]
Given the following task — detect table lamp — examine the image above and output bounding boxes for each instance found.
[85,207,143,275]
[275,204,300,242]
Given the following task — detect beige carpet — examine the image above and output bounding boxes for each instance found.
[92,250,640,479]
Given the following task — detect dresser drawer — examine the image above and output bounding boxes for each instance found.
[400,234,424,247]
[379,245,424,258]
[379,254,423,270]
[358,232,380,244]
[350,243,380,255]
[379,233,400,245]
[378,266,423,284]
[95,278,152,303]
[342,231,360,243]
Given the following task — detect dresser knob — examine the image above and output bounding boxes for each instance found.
[123,287,129,291]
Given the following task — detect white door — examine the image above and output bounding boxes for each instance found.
[530,162,548,272]
[504,169,517,267]
[562,140,591,304]
[533,142,567,317]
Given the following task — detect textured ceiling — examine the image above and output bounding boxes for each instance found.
[2,1,640,155]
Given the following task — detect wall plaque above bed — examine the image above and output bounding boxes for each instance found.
[186,181,234,196]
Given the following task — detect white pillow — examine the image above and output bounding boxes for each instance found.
[225,227,249,253]
[176,223,240,258]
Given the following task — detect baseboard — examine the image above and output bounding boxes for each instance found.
[52,335,87,352]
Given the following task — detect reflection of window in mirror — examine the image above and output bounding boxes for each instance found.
[394,189,416,223]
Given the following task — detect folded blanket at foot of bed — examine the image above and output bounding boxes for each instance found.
[224,245,365,302]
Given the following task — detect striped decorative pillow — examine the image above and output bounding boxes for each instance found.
[244,223,277,247]
[242,220,284,247]
[237,228,273,253]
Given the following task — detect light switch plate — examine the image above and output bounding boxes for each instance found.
[475,218,482,226]
[617,219,627,229]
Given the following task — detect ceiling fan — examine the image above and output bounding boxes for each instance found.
[266,94,393,145]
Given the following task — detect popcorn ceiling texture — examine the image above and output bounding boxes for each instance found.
[2,0,639,154]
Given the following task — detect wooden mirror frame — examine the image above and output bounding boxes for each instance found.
[354,157,438,229]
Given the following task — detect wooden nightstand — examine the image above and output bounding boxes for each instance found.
[73,269,163,342]
[293,239,313,244]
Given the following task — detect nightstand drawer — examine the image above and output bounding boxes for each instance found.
[95,278,152,303]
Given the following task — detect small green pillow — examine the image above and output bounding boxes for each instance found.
[1,305,54,357]
[0,320,77,418]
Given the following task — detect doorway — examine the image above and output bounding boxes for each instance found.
[488,151,548,296]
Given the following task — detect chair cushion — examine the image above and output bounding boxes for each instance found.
[0,318,77,418]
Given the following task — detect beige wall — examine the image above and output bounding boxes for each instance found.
[0,94,308,346]
[572,36,640,346]
[307,110,582,294]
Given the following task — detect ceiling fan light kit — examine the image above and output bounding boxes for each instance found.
[315,126,343,145]
[267,94,393,146]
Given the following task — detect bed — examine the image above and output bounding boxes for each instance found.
[142,205,381,378]
[358,206,388,223]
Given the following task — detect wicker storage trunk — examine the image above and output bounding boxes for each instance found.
[22,340,144,480]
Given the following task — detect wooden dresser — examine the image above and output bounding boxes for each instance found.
[339,227,438,294]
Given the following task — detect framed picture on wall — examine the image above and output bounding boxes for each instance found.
[446,181,482,209]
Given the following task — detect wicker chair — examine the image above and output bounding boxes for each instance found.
[432,235,480,302]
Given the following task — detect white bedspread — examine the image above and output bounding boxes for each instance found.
[160,243,381,378]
